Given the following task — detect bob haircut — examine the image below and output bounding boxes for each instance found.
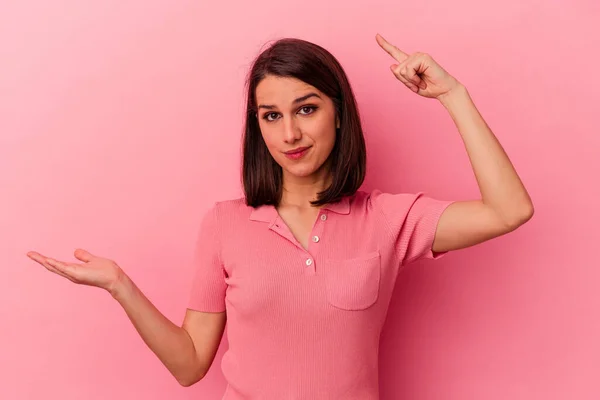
[242,37,367,208]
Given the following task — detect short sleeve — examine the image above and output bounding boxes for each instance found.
[369,189,454,265]
[187,203,227,312]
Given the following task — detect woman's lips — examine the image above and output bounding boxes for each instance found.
[284,146,310,160]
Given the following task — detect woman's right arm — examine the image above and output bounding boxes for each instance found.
[111,273,226,387]
[27,249,226,387]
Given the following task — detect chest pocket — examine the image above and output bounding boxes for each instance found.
[321,251,381,311]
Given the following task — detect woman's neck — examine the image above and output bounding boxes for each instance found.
[280,172,331,209]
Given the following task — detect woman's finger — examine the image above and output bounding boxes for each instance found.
[376,33,408,63]
[47,258,80,280]
[399,57,427,89]
[404,65,422,86]
[74,248,96,263]
[391,65,419,92]
[47,264,76,282]
[27,252,75,281]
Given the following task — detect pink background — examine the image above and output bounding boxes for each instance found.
[2,0,599,399]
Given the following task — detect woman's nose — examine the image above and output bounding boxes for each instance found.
[283,119,302,142]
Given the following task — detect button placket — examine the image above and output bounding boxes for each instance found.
[305,211,327,271]
[301,211,328,274]
[271,218,300,250]
[269,212,330,275]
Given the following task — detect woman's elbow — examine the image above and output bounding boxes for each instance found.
[176,366,206,387]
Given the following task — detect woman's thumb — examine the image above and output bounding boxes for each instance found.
[74,248,95,262]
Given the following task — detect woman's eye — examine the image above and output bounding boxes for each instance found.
[299,106,316,115]
[263,106,317,122]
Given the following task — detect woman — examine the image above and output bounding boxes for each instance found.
[27,34,534,399]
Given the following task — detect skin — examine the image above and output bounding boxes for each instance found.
[25,33,534,386]
[254,75,342,249]
[374,33,533,252]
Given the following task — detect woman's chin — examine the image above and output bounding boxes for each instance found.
[283,163,320,178]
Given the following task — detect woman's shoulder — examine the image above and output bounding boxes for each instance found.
[352,188,437,213]
[352,188,413,202]
[209,196,250,213]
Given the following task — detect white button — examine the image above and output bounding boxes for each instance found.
[305,258,313,266]
[312,235,320,243]
[320,214,327,221]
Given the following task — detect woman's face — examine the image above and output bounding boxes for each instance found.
[255,75,339,180]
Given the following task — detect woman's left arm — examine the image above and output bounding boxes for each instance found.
[376,33,534,253]
[433,84,534,253]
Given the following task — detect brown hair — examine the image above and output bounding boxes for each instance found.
[242,38,366,208]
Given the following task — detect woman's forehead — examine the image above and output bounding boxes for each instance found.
[256,76,322,104]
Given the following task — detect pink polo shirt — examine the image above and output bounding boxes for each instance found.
[187,189,454,399]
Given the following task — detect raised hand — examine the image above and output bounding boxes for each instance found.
[376,33,461,99]
[27,248,124,295]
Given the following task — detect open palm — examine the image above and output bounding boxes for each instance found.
[27,249,123,294]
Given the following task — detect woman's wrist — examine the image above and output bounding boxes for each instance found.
[109,267,132,302]
[437,82,468,108]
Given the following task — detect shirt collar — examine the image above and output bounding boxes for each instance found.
[249,195,350,223]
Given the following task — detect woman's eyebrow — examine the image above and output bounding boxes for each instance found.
[258,92,321,110]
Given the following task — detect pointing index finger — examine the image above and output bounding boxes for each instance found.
[376,33,408,63]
